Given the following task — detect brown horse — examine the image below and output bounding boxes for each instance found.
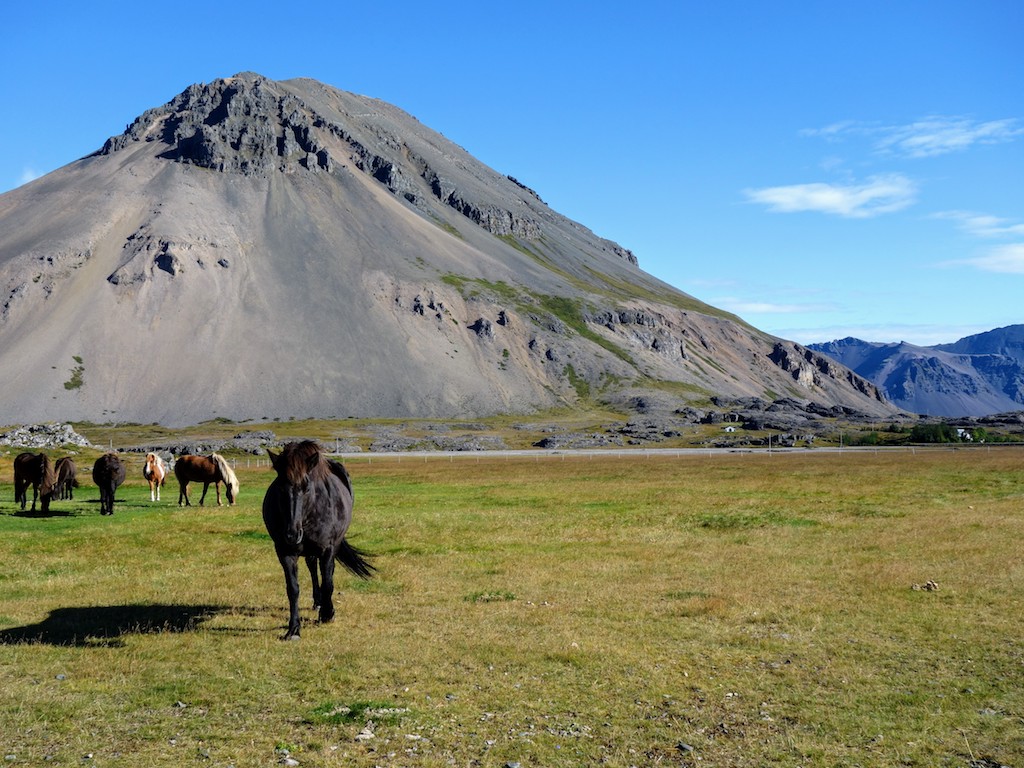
[263,440,374,639]
[174,453,239,506]
[54,457,77,500]
[13,452,57,513]
[143,452,167,502]
[92,453,126,516]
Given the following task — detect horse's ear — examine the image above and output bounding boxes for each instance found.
[268,450,280,470]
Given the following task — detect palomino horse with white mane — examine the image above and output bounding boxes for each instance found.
[174,452,239,506]
[143,452,168,502]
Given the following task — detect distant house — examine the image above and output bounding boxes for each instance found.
[723,426,737,433]
[955,428,973,441]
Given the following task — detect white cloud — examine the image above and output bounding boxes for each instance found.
[958,243,1024,274]
[714,296,837,315]
[877,117,1024,158]
[933,210,1024,238]
[717,299,806,314]
[799,120,860,140]
[801,116,1023,159]
[744,174,916,218]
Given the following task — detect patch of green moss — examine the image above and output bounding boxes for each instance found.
[564,364,591,400]
[63,356,84,390]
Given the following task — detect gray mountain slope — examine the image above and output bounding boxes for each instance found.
[809,327,1024,417]
[0,72,895,427]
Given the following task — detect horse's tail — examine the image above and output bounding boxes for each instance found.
[336,539,375,579]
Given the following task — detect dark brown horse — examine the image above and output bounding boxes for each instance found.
[92,453,126,516]
[54,457,77,500]
[174,453,239,506]
[263,440,374,640]
[13,452,57,513]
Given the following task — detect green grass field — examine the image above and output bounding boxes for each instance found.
[1,447,1022,767]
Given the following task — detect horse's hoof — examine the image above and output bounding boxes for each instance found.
[284,633,301,641]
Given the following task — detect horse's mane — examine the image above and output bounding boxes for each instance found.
[38,453,57,496]
[277,440,333,482]
[210,452,239,497]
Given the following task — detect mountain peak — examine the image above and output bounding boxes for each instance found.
[0,74,894,426]
[100,73,327,177]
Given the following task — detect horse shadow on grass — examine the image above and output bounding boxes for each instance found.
[0,603,233,647]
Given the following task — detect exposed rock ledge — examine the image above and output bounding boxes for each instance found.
[0,423,94,449]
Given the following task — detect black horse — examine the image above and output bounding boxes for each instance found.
[92,453,126,516]
[262,440,374,640]
[54,457,77,500]
[13,452,57,513]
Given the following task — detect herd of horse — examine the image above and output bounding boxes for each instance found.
[10,450,240,516]
[9,441,373,639]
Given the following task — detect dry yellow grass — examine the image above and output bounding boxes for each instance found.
[1,447,1022,766]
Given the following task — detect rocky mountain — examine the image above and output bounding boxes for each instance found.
[0,72,896,427]
[809,325,1024,417]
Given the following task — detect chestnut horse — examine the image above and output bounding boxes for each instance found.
[174,452,239,506]
[143,452,167,502]
[54,457,77,500]
[13,452,57,513]
[262,440,374,640]
[92,453,126,516]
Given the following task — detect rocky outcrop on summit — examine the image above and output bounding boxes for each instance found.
[0,72,895,426]
[810,325,1024,417]
[102,75,334,175]
[100,73,554,246]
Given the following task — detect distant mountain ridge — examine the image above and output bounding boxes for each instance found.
[809,325,1024,417]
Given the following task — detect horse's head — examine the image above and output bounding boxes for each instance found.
[269,442,323,546]
[211,453,239,506]
[39,454,57,505]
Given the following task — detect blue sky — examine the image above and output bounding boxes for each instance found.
[2,1,1021,346]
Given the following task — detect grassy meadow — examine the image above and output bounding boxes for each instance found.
[0,447,1022,767]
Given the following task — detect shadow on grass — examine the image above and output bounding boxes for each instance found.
[10,509,78,518]
[0,603,229,647]
[6,497,127,518]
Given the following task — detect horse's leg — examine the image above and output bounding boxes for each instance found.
[215,481,222,506]
[178,480,189,506]
[280,554,302,640]
[198,482,209,506]
[155,478,160,502]
[30,485,38,512]
[318,552,336,624]
[305,555,321,610]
